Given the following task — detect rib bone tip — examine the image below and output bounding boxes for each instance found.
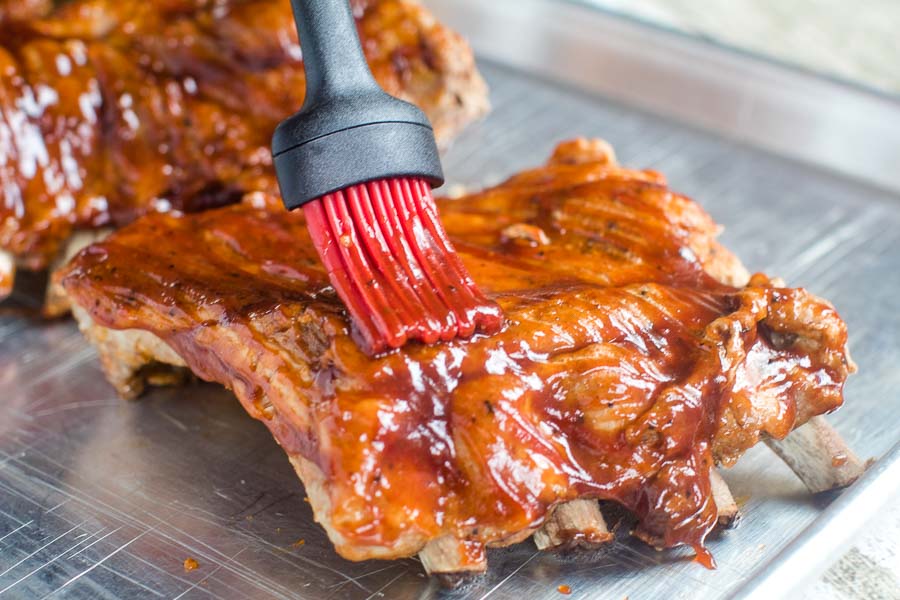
[765,416,866,494]
[534,498,613,551]
[419,535,486,586]
[710,468,739,528]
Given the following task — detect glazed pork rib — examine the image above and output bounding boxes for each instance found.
[0,0,488,299]
[61,139,860,572]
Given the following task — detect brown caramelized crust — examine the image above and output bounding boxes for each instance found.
[0,0,488,273]
[60,139,853,561]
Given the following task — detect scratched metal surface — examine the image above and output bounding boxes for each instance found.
[3,18,900,600]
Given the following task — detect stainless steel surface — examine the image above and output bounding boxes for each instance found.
[733,441,900,600]
[3,3,900,599]
[427,0,900,195]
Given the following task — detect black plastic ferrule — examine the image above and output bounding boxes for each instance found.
[272,0,444,210]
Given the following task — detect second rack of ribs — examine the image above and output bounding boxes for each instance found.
[0,0,487,276]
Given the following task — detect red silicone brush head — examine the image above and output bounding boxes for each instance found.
[303,177,503,354]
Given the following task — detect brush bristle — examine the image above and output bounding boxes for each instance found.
[303,177,503,354]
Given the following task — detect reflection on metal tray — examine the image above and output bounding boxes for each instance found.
[2,1,899,598]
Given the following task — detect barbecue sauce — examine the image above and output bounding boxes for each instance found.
[61,140,852,564]
[0,0,473,269]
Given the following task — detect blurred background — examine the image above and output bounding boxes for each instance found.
[586,0,900,95]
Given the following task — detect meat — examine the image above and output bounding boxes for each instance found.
[60,138,857,569]
[0,0,50,25]
[0,0,488,295]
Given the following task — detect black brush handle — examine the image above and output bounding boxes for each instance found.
[289,0,376,103]
[272,0,444,210]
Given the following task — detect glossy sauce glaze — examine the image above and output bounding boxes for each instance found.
[61,140,853,562]
[0,0,485,270]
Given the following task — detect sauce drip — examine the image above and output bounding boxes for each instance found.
[692,544,717,570]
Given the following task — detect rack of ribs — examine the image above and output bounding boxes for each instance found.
[59,138,864,580]
[0,0,488,301]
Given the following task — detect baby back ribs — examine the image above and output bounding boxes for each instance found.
[0,0,487,296]
[60,139,855,567]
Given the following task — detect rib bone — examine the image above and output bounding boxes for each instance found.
[419,535,487,586]
[710,468,739,526]
[533,499,613,550]
[765,416,865,493]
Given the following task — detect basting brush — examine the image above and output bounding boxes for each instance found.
[272,0,502,354]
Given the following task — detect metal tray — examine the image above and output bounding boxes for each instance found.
[2,1,899,598]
